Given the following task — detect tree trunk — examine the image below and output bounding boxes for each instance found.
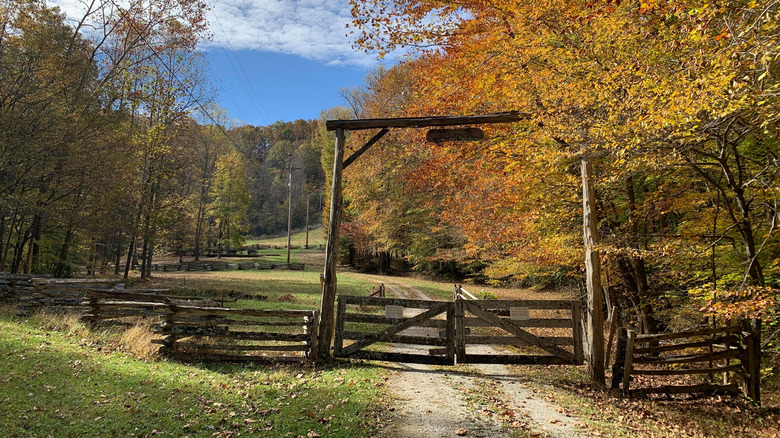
[54,227,74,278]
[114,236,122,276]
[124,234,136,279]
[622,174,661,333]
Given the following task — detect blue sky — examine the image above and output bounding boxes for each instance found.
[52,0,391,126]
[201,0,386,126]
[205,49,371,125]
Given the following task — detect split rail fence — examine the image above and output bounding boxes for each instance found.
[613,324,760,402]
[147,262,305,272]
[154,306,319,363]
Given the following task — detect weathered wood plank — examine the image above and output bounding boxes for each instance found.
[635,325,744,342]
[160,326,311,342]
[167,352,305,363]
[340,295,450,309]
[169,306,312,318]
[633,336,739,355]
[343,312,448,327]
[633,349,742,365]
[455,299,466,359]
[325,111,528,131]
[346,350,454,365]
[463,317,572,328]
[171,342,310,352]
[169,317,306,327]
[343,128,389,169]
[318,127,345,360]
[632,365,743,376]
[465,299,573,310]
[334,297,347,357]
[630,383,740,396]
[457,354,570,365]
[464,335,574,346]
[341,331,448,346]
[622,330,636,394]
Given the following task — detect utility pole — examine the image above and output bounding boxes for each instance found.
[286,168,293,265]
[305,194,310,249]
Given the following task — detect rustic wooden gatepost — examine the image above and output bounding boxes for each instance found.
[581,155,605,385]
[316,112,606,385]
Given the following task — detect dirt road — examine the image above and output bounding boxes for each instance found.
[349,275,586,438]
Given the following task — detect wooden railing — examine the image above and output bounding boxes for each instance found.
[148,262,305,272]
[155,305,319,363]
[614,324,760,401]
[25,278,123,315]
[81,288,225,324]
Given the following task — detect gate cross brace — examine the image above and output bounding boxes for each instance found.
[341,302,449,357]
[343,128,388,169]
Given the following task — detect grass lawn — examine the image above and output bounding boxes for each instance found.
[0,310,389,438]
[150,269,376,310]
[245,227,326,247]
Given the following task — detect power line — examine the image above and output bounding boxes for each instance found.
[206,2,273,125]
[106,0,251,162]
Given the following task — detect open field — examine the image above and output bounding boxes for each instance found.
[245,227,326,247]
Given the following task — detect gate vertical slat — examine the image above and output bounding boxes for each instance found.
[445,303,456,365]
[571,301,584,364]
[455,299,466,360]
[334,297,347,357]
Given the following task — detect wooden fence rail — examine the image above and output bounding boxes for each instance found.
[147,262,305,272]
[154,305,319,363]
[81,288,225,324]
[614,324,760,402]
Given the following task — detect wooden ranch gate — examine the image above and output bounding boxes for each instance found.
[334,295,583,365]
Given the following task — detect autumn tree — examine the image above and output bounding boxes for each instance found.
[348,0,779,331]
[210,150,251,255]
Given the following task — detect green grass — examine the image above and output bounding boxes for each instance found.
[153,269,375,311]
[246,227,326,247]
[0,312,389,437]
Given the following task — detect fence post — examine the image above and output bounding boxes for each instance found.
[604,305,619,370]
[621,329,636,395]
[445,302,456,365]
[611,327,627,389]
[571,300,584,364]
[160,300,179,356]
[455,298,466,361]
[332,297,347,358]
[306,310,320,362]
[743,320,761,404]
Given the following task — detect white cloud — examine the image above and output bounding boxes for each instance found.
[49,0,382,67]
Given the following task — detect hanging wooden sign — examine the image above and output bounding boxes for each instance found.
[426,127,484,143]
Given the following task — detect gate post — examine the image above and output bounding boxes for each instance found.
[455,298,466,360]
[445,302,456,365]
[318,128,346,359]
[571,300,584,364]
[333,296,347,358]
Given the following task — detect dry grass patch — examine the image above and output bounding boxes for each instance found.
[119,320,161,360]
[31,310,92,339]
